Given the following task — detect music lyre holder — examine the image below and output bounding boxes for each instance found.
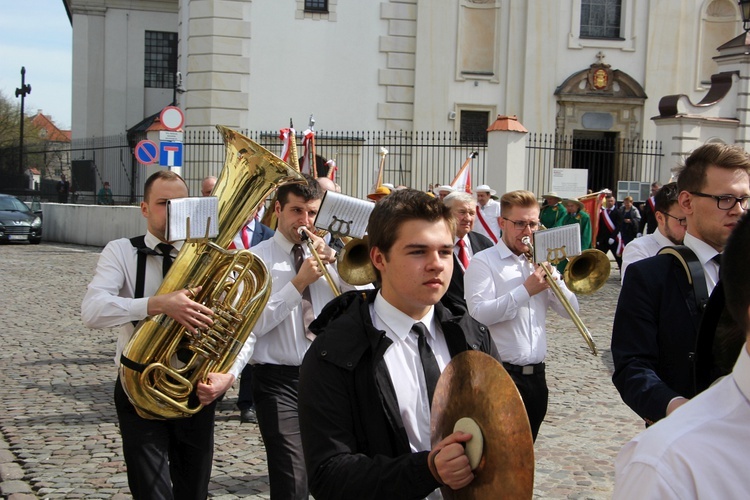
[184,217,214,244]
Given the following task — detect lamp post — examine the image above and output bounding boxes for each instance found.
[14,66,31,177]
[740,0,750,32]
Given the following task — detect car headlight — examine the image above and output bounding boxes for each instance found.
[32,217,42,228]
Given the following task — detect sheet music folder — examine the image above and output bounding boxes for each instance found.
[532,224,581,264]
[166,197,219,241]
[314,191,374,239]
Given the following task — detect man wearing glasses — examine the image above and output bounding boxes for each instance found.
[620,182,687,282]
[611,143,750,426]
[465,189,578,440]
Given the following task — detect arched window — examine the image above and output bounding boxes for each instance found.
[697,0,738,89]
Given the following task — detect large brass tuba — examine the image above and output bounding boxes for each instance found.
[120,126,305,419]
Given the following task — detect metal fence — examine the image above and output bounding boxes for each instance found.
[20,130,662,204]
[526,133,663,197]
[180,129,489,200]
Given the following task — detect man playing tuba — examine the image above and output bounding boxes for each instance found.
[81,171,238,499]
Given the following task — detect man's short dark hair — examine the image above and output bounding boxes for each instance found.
[654,182,679,213]
[676,143,750,193]
[276,174,322,208]
[368,188,455,260]
[143,170,188,202]
[722,212,750,332]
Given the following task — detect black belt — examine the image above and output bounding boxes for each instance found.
[502,362,545,375]
[252,364,300,375]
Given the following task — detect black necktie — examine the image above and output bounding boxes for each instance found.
[411,322,440,407]
[293,244,315,341]
[157,243,175,277]
[712,254,722,274]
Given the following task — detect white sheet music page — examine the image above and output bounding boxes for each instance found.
[314,191,374,239]
[166,197,219,241]
[532,224,581,264]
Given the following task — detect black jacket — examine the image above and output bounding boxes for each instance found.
[596,207,622,249]
[298,290,498,500]
[440,231,494,316]
[611,254,702,423]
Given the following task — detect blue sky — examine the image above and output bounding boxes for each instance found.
[0,0,72,129]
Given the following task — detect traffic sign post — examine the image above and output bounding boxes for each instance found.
[135,140,159,165]
[160,106,185,131]
[160,141,183,168]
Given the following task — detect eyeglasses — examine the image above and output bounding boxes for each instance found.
[659,211,687,227]
[502,217,540,230]
[689,192,750,210]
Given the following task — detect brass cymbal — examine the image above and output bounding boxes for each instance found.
[431,351,534,499]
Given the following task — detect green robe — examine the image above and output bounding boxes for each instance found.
[556,210,592,273]
[540,202,565,229]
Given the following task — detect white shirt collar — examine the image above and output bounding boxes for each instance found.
[734,344,750,402]
[144,230,183,253]
[683,232,720,267]
[373,291,436,342]
[652,228,673,248]
[272,228,297,255]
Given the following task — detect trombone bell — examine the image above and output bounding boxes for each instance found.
[337,236,377,286]
[563,249,611,295]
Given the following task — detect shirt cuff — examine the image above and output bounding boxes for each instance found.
[131,297,150,321]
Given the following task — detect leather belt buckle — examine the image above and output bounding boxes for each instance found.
[522,365,534,375]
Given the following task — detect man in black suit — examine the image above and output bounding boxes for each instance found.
[611,143,750,425]
[440,191,494,316]
[638,181,660,235]
[596,194,623,269]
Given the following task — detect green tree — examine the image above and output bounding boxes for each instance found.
[0,90,43,176]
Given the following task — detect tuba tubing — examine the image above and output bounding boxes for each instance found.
[119,126,305,419]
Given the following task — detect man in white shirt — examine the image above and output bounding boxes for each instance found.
[473,184,501,243]
[464,189,578,440]
[611,143,750,425]
[81,171,240,499]
[298,189,498,498]
[248,175,354,500]
[620,182,687,281]
[613,210,750,500]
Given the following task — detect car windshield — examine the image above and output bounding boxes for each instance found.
[0,197,32,213]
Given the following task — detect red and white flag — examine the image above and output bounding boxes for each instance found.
[326,159,337,181]
[278,128,295,163]
[450,152,477,194]
[579,190,609,250]
[300,129,315,175]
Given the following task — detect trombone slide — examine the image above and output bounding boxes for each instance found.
[299,228,341,297]
[522,236,598,356]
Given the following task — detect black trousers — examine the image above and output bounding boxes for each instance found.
[252,364,308,500]
[114,377,216,500]
[596,239,622,269]
[507,370,548,441]
[237,364,255,410]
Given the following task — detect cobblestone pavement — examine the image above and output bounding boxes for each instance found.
[0,242,643,499]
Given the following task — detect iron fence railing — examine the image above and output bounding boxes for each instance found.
[525,133,663,197]
[14,130,662,204]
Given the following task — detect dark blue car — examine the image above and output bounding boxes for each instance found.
[0,194,42,244]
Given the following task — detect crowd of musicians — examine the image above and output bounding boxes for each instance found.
[81,141,750,499]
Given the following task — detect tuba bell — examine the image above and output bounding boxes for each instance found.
[119,126,305,419]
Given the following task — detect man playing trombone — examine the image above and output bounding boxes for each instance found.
[465,190,579,440]
[247,174,367,499]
